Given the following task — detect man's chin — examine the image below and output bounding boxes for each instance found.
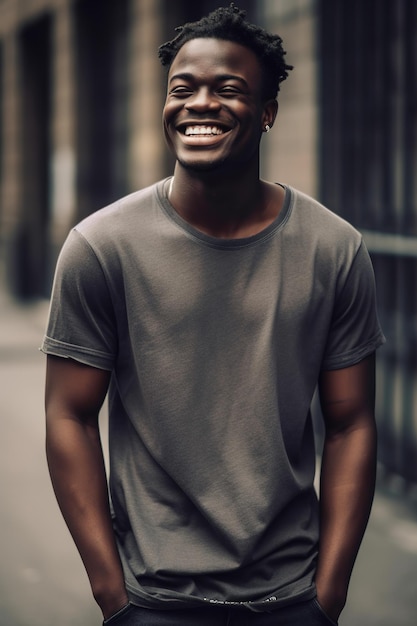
[177,157,226,173]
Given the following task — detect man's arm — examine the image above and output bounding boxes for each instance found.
[45,355,129,619]
[315,353,377,622]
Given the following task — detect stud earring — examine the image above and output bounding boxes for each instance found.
[264,124,271,133]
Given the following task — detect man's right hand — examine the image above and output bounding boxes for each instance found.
[99,592,130,621]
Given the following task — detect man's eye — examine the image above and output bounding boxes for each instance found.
[219,86,240,96]
[170,87,192,96]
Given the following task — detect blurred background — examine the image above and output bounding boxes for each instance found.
[0,0,416,624]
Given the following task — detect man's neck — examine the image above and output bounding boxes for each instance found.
[168,166,284,239]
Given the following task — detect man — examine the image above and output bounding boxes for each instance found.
[43,5,385,625]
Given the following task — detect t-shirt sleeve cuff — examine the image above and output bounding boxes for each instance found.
[40,335,115,371]
[321,330,386,371]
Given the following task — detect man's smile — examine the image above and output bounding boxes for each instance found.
[184,125,224,136]
[175,122,234,147]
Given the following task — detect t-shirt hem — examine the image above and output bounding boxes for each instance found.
[126,583,316,612]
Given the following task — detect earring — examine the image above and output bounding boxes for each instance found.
[264,124,271,133]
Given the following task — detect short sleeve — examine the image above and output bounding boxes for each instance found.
[41,228,117,370]
[321,240,385,370]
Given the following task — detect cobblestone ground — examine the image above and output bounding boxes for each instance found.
[1,296,416,626]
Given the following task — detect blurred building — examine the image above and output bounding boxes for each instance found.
[0,0,416,482]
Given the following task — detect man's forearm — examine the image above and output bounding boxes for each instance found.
[315,418,377,619]
[46,414,128,618]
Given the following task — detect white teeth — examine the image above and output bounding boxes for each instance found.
[184,126,224,136]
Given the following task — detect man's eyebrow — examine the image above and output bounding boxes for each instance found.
[168,72,193,84]
[169,72,248,86]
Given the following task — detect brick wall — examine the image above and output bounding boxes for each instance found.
[259,0,319,198]
[0,0,167,297]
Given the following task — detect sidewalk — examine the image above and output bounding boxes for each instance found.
[342,473,417,625]
[0,293,103,626]
[1,294,417,625]
[0,293,49,357]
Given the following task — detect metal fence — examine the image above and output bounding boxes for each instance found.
[369,246,417,485]
[319,0,417,483]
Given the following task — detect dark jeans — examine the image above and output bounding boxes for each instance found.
[102,598,338,625]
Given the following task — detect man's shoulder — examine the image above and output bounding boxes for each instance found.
[75,179,166,239]
[287,186,362,242]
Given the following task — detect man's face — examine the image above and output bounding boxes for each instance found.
[163,38,275,173]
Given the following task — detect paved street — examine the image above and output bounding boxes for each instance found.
[1,295,417,625]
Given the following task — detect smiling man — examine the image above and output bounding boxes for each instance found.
[42,5,385,626]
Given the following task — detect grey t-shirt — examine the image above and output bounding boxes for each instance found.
[42,179,385,610]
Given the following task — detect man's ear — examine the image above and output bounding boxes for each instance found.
[262,99,278,131]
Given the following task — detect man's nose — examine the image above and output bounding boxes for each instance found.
[184,88,221,112]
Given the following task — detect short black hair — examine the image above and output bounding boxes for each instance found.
[158,3,293,100]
